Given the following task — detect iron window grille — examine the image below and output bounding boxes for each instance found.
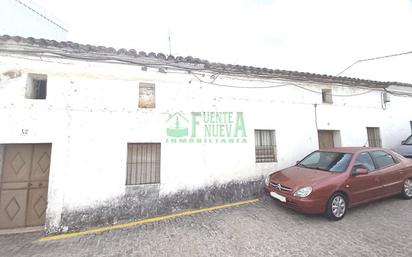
[126,143,161,185]
[367,127,382,147]
[255,130,277,163]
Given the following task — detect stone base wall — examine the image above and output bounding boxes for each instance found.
[47,177,264,234]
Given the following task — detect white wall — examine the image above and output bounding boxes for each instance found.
[1,53,412,228]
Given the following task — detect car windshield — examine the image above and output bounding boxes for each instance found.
[404,135,412,145]
[298,151,353,173]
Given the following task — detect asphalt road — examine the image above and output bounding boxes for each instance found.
[1,195,411,257]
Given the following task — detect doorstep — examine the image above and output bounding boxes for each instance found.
[0,226,43,235]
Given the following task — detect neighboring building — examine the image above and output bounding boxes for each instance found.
[0,35,412,233]
[0,0,67,41]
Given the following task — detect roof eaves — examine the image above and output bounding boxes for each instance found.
[0,35,411,89]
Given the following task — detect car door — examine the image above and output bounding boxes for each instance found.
[370,150,404,196]
[345,151,384,205]
[398,135,412,158]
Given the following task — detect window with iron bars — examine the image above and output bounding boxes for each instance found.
[255,130,277,163]
[126,143,161,185]
[367,127,382,147]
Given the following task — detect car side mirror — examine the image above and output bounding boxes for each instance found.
[296,161,300,165]
[401,140,406,145]
[353,167,368,176]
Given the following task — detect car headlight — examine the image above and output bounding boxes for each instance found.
[265,175,270,187]
[293,186,312,197]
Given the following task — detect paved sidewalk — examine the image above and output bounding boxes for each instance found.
[0,196,411,257]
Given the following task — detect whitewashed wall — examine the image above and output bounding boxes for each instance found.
[1,54,412,229]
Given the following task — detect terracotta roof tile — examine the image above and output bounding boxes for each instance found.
[0,35,411,88]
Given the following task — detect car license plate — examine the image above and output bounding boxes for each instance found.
[270,191,286,202]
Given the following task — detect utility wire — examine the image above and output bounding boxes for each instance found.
[14,0,68,32]
[1,48,387,89]
[2,47,412,98]
[336,50,412,76]
[191,72,376,97]
[190,72,288,89]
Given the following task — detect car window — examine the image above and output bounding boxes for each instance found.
[405,135,412,145]
[302,151,320,166]
[354,152,376,171]
[299,151,352,173]
[370,151,396,169]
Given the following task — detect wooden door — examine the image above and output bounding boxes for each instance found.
[27,144,51,226]
[318,130,335,149]
[0,144,51,229]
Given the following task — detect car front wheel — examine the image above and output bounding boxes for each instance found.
[325,193,347,220]
[401,178,412,199]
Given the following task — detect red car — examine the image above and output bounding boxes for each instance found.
[265,147,412,220]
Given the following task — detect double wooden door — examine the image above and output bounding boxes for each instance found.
[0,144,51,229]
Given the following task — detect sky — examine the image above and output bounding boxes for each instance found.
[19,0,412,82]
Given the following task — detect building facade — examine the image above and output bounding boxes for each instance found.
[0,36,412,233]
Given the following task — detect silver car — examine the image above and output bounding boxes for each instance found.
[397,135,412,158]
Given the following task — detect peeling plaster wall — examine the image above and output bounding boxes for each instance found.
[1,54,412,232]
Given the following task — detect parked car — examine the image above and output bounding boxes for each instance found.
[264,147,412,220]
[396,134,412,158]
